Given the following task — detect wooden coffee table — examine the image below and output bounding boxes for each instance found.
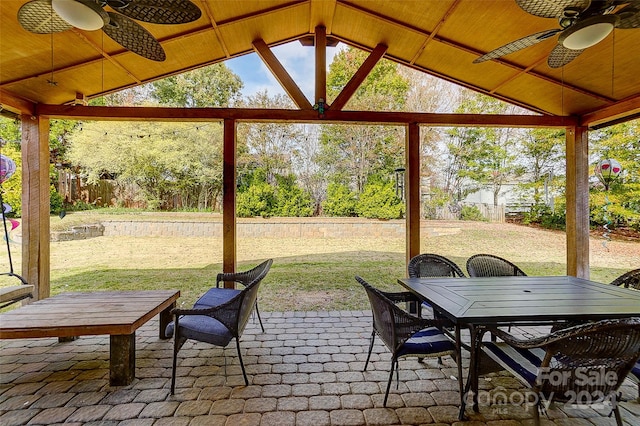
[0,289,180,386]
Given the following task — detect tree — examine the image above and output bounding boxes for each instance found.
[67,121,222,210]
[151,63,243,107]
[319,47,409,195]
[444,92,525,206]
[589,120,640,230]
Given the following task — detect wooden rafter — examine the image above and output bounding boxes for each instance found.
[201,0,230,58]
[330,43,387,111]
[252,39,313,110]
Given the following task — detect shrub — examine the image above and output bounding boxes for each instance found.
[356,180,404,219]
[460,205,487,222]
[323,182,357,217]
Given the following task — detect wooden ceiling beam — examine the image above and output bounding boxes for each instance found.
[201,0,230,57]
[0,89,36,116]
[36,104,577,128]
[580,95,640,128]
[253,38,313,110]
[409,0,462,65]
[338,1,613,105]
[330,43,387,111]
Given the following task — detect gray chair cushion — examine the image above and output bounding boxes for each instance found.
[165,314,233,347]
[194,287,240,309]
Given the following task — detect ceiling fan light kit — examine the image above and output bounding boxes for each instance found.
[559,14,617,49]
[17,0,202,61]
[52,0,108,31]
[473,0,639,67]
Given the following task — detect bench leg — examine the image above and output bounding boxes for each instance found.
[110,333,135,386]
[159,302,175,340]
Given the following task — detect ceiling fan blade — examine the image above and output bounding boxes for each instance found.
[515,0,592,18]
[105,0,201,24]
[615,4,640,27]
[102,12,166,61]
[547,43,584,67]
[18,0,72,34]
[474,29,561,63]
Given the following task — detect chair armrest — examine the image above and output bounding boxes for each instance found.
[380,290,422,305]
[216,272,249,288]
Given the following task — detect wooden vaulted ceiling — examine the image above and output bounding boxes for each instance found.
[1,0,639,127]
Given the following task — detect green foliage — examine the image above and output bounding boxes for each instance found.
[273,174,313,217]
[1,143,22,216]
[320,47,409,194]
[355,178,404,219]
[50,186,64,214]
[460,205,487,222]
[323,182,358,217]
[151,63,243,107]
[422,188,451,219]
[67,121,223,210]
[236,181,275,218]
[524,201,566,230]
[237,169,313,218]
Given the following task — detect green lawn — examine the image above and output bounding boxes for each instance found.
[2,214,638,312]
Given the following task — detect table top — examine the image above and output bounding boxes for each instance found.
[0,290,180,339]
[397,276,640,325]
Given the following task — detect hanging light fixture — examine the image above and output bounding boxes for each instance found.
[559,15,617,50]
[52,0,108,31]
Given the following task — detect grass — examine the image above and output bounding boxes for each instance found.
[2,213,639,312]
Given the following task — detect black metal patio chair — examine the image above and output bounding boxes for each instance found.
[466,253,527,277]
[356,275,455,407]
[215,259,273,332]
[481,317,640,425]
[166,259,273,394]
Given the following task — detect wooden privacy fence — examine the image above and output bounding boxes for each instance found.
[436,202,505,223]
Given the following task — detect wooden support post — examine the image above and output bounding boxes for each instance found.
[20,114,50,301]
[315,26,327,107]
[566,126,590,278]
[222,119,237,285]
[110,333,136,386]
[406,123,420,266]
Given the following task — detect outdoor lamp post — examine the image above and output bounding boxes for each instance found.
[394,167,406,200]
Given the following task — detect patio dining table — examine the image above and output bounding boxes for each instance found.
[397,275,640,420]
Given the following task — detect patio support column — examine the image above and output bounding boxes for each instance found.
[222,118,237,285]
[406,123,420,265]
[315,25,326,107]
[21,114,50,300]
[565,125,590,278]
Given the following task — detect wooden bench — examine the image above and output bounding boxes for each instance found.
[0,289,180,386]
[0,284,34,309]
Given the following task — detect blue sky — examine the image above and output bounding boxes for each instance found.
[226,41,340,101]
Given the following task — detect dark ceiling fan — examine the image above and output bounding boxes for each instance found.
[474,0,640,68]
[18,0,202,62]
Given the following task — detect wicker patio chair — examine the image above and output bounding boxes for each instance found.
[215,259,273,332]
[466,253,527,277]
[481,317,640,425]
[356,276,455,407]
[166,259,273,394]
[610,267,640,290]
[408,253,466,279]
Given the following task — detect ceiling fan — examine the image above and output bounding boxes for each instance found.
[474,0,640,68]
[17,0,202,62]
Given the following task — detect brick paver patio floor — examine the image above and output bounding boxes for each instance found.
[1,311,638,425]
